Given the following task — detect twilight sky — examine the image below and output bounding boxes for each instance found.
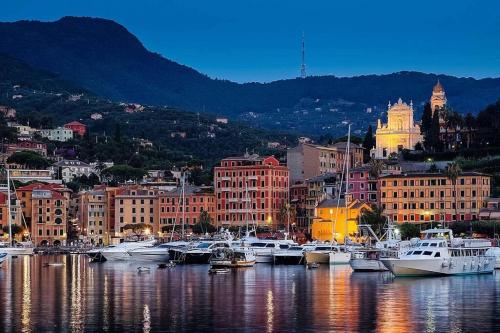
[2,0,500,82]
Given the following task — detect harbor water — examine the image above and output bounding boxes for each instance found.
[0,255,499,332]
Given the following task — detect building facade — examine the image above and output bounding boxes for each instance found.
[430,80,447,113]
[214,154,289,228]
[38,127,74,142]
[78,189,108,245]
[54,159,94,182]
[64,121,87,137]
[114,186,159,236]
[378,172,490,223]
[5,141,47,156]
[372,98,423,159]
[158,185,216,231]
[287,142,364,183]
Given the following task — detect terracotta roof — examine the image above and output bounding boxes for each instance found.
[64,121,86,127]
[17,182,69,192]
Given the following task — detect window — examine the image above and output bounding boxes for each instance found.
[434,252,440,257]
[423,251,433,256]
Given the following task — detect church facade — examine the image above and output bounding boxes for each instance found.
[371,98,423,159]
[430,80,447,114]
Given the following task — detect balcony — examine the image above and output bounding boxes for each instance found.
[228,197,239,202]
[220,187,231,192]
[220,177,231,181]
[248,176,258,180]
[247,187,258,191]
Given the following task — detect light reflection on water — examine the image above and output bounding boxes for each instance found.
[0,255,499,332]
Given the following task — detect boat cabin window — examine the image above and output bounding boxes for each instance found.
[430,243,438,247]
[197,243,212,248]
[279,244,290,249]
[422,242,429,247]
[434,252,440,257]
[289,247,303,251]
[316,246,332,251]
[250,243,266,247]
[265,244,276,248]
[406,251,413,255]
[423,251,433,256]
[413,251,422,255]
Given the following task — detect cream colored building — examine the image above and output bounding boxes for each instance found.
[430,80,447,113]
[372,98,423,159]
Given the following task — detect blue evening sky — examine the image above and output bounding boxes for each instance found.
[1,0,499,82]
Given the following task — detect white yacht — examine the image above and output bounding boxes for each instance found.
[272,245,307,265]
[89,239,156,262]
[381,229,495,277]
[183,241,231,264]
[485,247,500,269]
[248,239,297,263]
[0,253,7,266]
[210,247,256,268]
[305,244,350,265]
[0,242,34,256]
[128,241,189,262]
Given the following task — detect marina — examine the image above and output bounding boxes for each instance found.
[0,254,499,332]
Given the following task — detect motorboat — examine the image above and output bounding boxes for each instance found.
[305,244,350,265]
[89,239,156,262]
[485,247,500,269]
[210,247,256,268]
[350,249,388,271]
[128,242,188,262]
[381,229,495,277]
[0,242,34,256]
[183,241,231,264]
[248,239,297,263]
[272,246,307,265]
[0,253,7,266]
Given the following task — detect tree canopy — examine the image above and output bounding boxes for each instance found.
[6,151,51,169]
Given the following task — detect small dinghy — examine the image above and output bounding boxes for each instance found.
[137,266,151,272]
[307,262,320,269]
[43,263,64,267]
[209,268,230,275]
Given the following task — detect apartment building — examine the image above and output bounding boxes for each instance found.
[78,189,108,245]
[214,154,289,228]
[158,185,216,230]
[287,142,364,183]
[379,172,491,223]
[114,186,159,236]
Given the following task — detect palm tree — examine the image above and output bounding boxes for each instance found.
[445,162,462,225]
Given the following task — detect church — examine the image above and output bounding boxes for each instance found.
[371,82,446,159]
[371,98,423,159]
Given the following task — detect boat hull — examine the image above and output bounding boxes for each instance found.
[329,252,350,265]
[0,247,34,256]
[350,258,388,271]
[102,251,132,261]
[305,252,330,264]
[0,253,7,265]
[86,250,106,262]
[255,254,273,263]
[273,254,304,265]
[381,256,495,277]
[128,252,170,262]
[184,252,212,264]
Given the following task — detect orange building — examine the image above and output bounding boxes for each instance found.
[0,192,24,241]
[64,121,87,136]
[379,172,491,223]
[17,183,71,245]
[158,185,216,232]
[114,186,159,237]
[214,154,289,228]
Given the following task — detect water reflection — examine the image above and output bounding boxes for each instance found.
[0,256,499,332]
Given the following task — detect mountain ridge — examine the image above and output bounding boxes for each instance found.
[1,16,500,135]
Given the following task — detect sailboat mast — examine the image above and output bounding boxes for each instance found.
[181,172,185,239]
[7,168,12,246]
[345,124,351,244]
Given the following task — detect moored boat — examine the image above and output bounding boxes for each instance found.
[272,246,306,265]
[485,247,500,269]
[381,229,495,277]
[305,245,350,265]
[350,249,388,271]
[210,247,256,268]
[0,253,7,266]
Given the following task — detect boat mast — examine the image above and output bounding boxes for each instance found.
[345,124,351,245]
[7,168,12,246]
[181,171,186,239]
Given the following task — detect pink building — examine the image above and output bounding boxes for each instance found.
[348,167,377,204]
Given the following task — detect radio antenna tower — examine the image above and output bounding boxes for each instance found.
[300,32,307,79]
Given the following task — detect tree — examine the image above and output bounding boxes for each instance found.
[361,206,385,237]
[445,162,462,224]
[192,209,216,234]
[2,224,24,236]
[464,113,475,148]
[399,223,420,240]
[369,159,384,178]
[421,102,432,137]
[101,165,147,183]
[426,107,441,151]
[7,151,51,169]
[362,125,375,162]
[414,142,424,151]
[114,122,122,143]
[122,223,152,237]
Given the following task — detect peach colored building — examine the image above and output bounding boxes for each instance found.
[0,192,23,241]
[214,154,289,228]
[158,185,216,231]
[78,189,108,245]
[287,142,364,183]
[379,172,490,224]
[114,186,159,236]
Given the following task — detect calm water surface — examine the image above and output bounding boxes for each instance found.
[0,255,499,332]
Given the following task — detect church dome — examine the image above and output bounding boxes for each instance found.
[433,80,444,93]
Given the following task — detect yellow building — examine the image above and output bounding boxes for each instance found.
[311,197,372,243]
[371,98,423,159]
